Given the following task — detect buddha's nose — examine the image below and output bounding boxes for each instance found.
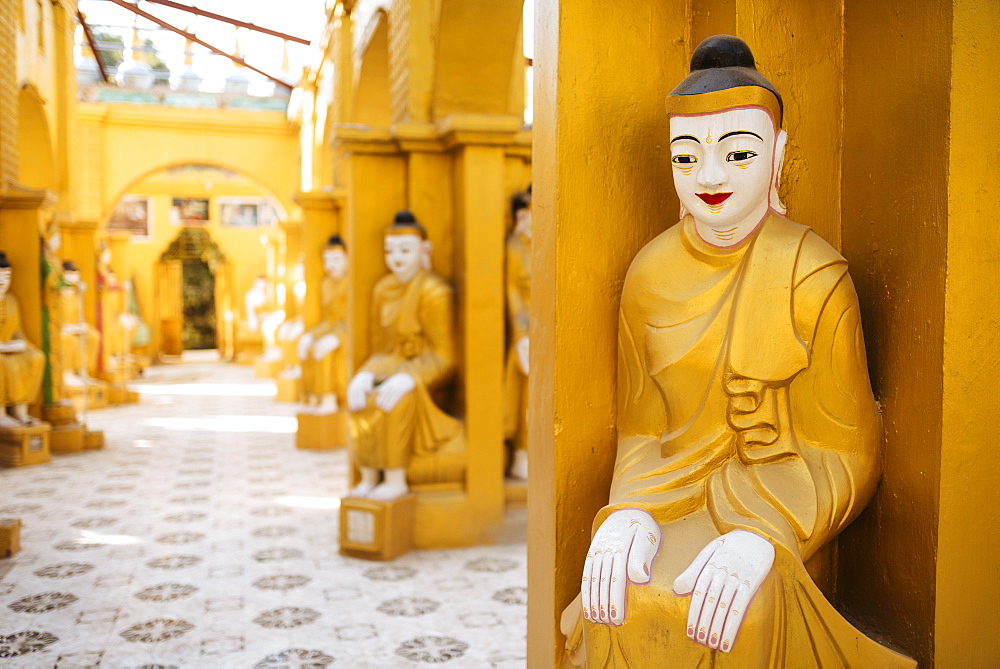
[697,153,727,189]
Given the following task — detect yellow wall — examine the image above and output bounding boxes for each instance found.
[89,166,282,357]
[531,0,1000,666]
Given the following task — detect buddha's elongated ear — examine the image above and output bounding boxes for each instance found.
[421,240,433,270]
[769,129,788,215]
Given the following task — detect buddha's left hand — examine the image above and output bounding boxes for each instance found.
[375,372,416,412]
[671,529,774,653]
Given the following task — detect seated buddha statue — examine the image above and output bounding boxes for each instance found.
[59,261,100,386]
[504,188,531,480]
[298,236,348,413]
[346,211,460,501]
[0,252,46,428]
[563,36,915,668]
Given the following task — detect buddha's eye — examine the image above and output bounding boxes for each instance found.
[726,150,757,162]
[672,155,697,165]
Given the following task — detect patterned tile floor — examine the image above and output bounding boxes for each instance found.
[0,359,527,668]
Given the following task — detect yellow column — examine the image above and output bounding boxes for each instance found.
[106,231,130,281]
[50,0,79,215]
[937,0,999,664]
[529,1,691,664]
[336,127,406,371]
[60,218,100,327]
[443,116,518,537]
[0,187,56,355]
[278,219,303,318]
[292,191,342,328]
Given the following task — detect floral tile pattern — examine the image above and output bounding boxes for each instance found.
[0,360,527,667]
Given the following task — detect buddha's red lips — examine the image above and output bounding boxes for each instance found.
[697,192,733,205]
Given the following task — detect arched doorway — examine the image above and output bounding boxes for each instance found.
[157,228,231,356]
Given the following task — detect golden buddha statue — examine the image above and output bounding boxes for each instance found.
[504,189,531,480]
[563,36,915,667]
[346,211,460,501]
[298,236,348,413]
[59,261,100,386]
[0,252,46,428]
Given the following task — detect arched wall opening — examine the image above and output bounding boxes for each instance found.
[353,10,392,126]
[17,85,56,191]
[95,164,288,360]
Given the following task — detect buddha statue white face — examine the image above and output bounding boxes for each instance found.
[64,270,81,286]
[384,233,425,284]
[322,247,347,281]
[0,268,10,298]
[669,107,785,242]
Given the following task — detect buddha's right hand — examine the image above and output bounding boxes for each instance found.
[582,508,661,626]
[347,371,375,411]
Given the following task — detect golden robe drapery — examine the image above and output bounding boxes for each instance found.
[568,214,914,668]
[351,269,459,470]
[301,276,348,398]
[504,231,530,450]
[0,293,45,405]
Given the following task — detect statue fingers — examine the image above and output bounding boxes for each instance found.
[696,568,727,648]
[673,536,723,596]
[597,546,614,623]
[588,551,605,623]
[718,579,756,653]
[625,522,659,585]
[707,575,739,650]
[608,547,627,625]
[685,559,716,645]
[581,550,596,622]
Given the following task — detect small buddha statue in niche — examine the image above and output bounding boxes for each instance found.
[298,236,348,414]
[564,36,914,667]
[346,211,459,501]
[244,276,271,336]
[275,257,307,381]
[0,252,46,427]
[59,261,100,386]
[504,188,531,480]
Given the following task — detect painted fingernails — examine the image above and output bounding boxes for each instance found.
[698,627,706,641]
[711,633,718,645]
[722,640,730,651]
[583,609,589,619]
[687,626,694,636]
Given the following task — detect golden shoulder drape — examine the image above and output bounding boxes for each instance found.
[301,275,348,398]
[351,269,459,470]
[0,293,45,405]
[565,214,915,668]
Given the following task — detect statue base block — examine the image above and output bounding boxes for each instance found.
[83,430,105,450]
[504,478,527,508]
[65,382,109,412]
[50,423,84,454]
[0,518,20,557]
[253,358,282,379]
[296,412,346,450]
[339,494,417,561]
[275,376,300,402]
[0,423,51,467]
[107,387,139,405]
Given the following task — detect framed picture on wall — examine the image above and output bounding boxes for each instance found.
[218,197,279,227]
[107,196,152,240]
[170,197,210,225]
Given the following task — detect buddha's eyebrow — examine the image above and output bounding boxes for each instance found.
[670,135,700,144]
[718,130,764,142]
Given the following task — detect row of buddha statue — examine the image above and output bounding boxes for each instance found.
[266,199,532,503]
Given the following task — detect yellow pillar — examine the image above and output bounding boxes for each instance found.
[292,191,342,329]
[528,1,700,664]
[278,219,303,319]
[60,218,100,328]
[50,0,79,216]
[337,127,406,371]
[106,231,130,282]
[0,187,57,364]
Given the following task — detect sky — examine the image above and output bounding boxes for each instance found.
[77,0,330,95]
